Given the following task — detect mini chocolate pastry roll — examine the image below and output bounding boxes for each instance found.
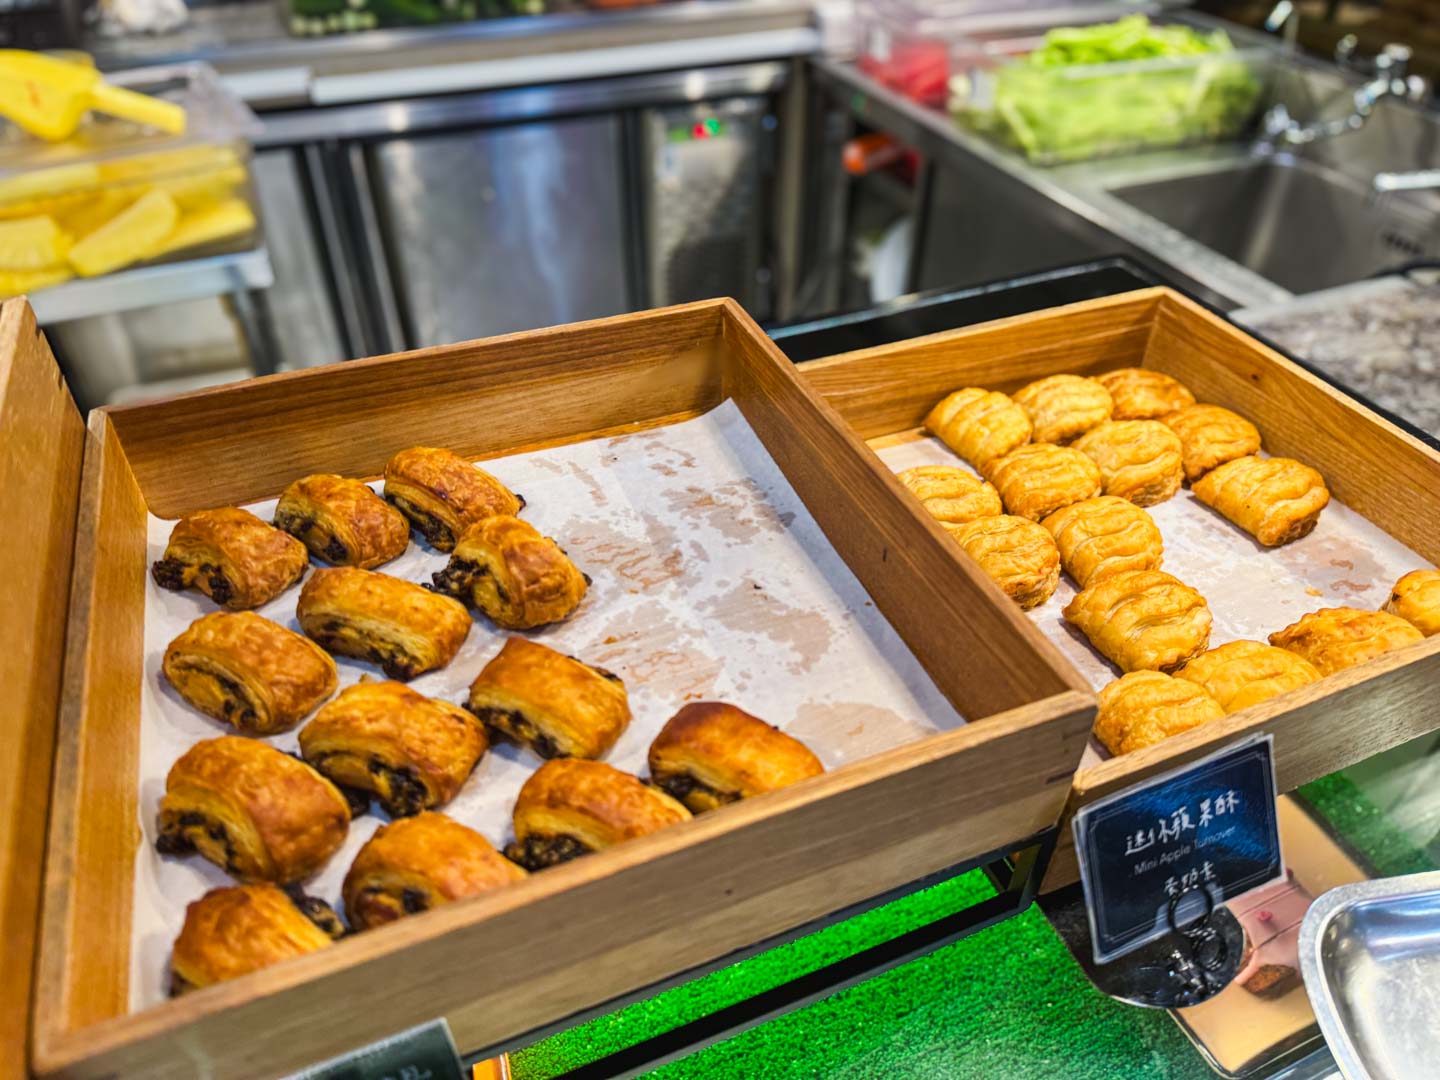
[151,507,308,610]
[296,566,471,680]
[504,759,689,871]
[157,736,350,883]
[170,883,343,995]
[162,611,338,735]
[465,637,630,760]
[274,474,410,569]
[343,812,526,930]
[648,702,825,813]
[431,515,588,630]
[300,680,487,817]
[383,446,523,553]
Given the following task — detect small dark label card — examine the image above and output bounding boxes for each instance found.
[1074,734,1282,964]
[288,1019,466,1080]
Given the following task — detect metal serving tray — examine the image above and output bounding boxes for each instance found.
[1299,870,1440,1080]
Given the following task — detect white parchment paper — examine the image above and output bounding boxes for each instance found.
[130,401,965,1010]
[875,434,1437,768]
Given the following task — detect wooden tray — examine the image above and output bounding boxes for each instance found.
[798,287,1440,893]
[28,296,1092,1079]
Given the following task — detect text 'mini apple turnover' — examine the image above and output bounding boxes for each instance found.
[1012,374,1113,444]
[985,443,1103,522]
[1064,569,1212,673]
[896,465,1002,526]
[923,388,1031,473]
[152,507,309,610]
[1072,419,1184,507]
[1042,496,1163,589]
[948,514,1060,609]
[1096,368,1196,421]
[1269,607,1423,676]
[383,446,523,552]
[274,473,410,569]
[431,514,588,630]
[1094,671,1224,756]
[1193,456,1330,547]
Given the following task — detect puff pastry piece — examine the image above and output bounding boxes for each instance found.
[1193,456,1330,547]
[152,507,308,610]
[1042,496,1163,588]
[1064,569,1212,673]
[1383,569,1440,637]
[1161,405,1262,483]
[985,443,1103,521]
[1094,671,1224,756]
[170,884,343,995]
[297,567,470,680]
[1096,368,1196,420]
[383,446,523,553]
[431,515,588,630]
[274,474,409,569]
[923,388,1032,473]
[896,465,1003,525]
[157,736,350,883]
[300,681,487,817]
[1012,374,1113,444]
[162,612,337,735]
[343,812,526,930]
[1072,420,1184,507]
[1174,640,1322,713]
[648,702,825,813]
[1269,607,1423,676]
[505,759,690,871]
[466,637,630,760]
[948,515,1060,609]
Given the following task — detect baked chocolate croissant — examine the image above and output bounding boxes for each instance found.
[431,515,588,630]
[274,473,410,569]
[383,446,523,552]
[151,507,308,610]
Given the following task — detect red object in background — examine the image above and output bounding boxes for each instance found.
[842,133,921,183]
[858,38,949,107]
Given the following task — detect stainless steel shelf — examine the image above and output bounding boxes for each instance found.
[29,246,274,324]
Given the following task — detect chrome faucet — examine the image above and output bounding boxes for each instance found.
[1261,41,1422,147]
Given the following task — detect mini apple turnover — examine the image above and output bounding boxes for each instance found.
[152,507,308,610]
[1064,569,1212,673]
[1042,496,1163,589]
[1384,569,1440,637]
[431,515,588,630]
[948,515,1060,609]
[923,388,1032,473]
[896,465,1002,526]
[300,681,487,817]
[344,812,526,929]
[985,443,1103,521]
[1096,368,1196,421]
[648,702,825,813]
[1094,671,1224,756]
[1160,405,1262,483]
[1072,420,1184,507]
[274,474,410,569]
[504,759,690,871]
[1175,640,1321,713]
[1269,607,1423,676]
[466,637,630,760]
[382,446,523,552]
[1193,456,1330,547]
[1012,374,1113,444]
[157,736,350,883]
[297,567,471,680]
[162,611,337,735]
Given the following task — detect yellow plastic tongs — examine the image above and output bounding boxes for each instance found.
[0,51,187,142]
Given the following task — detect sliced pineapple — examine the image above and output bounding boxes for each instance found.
[0,216,72,271]
[0,163,101,210]
[154,165,247,211]
[96,146,241,186]
[55,190,135,240]
[0,265,73,299]
[68,189,178,277]
[149,198,256,259]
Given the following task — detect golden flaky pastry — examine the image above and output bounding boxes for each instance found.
[343,812,526,930]
[504,758,690,872]
[1193,455,1330,547]
[152,507,308,610]
[1072,420,1184,507]
[947,514,1060,609]
[923,388,1032,472]
[1097,368,1196,420]
[382,446,523,552]
[274,473,410,569]
[1064,569,1212,673]
[649,702,825,813]
[1174,640,1322,713]
[1094,671,1224,756]
[1269,607,1423,676]
[170,884,342,995]
[985,443,1103,521]
[1042,496,1163,589]
[1383,569,1440,637]
[431,514,588,630]
[1160,405,1262,483]
[1012,374,1113,444]
[162,611,337,736]
[896,465,1003,525]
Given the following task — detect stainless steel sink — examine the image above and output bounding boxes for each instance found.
[1109,158,1439,295]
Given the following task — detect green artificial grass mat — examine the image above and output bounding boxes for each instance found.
[1296,771,1436,878]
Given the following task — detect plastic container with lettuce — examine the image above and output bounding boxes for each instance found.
[954,15,1268,165]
